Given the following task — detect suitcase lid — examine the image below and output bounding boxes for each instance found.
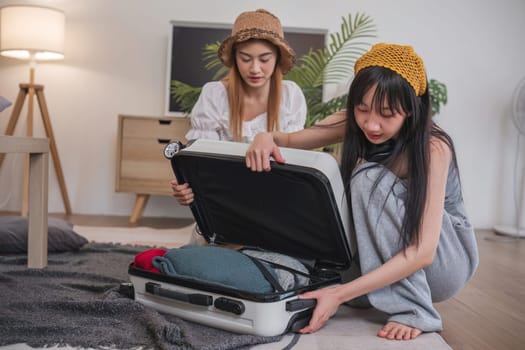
[169,139,353,271]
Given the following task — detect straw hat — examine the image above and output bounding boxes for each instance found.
[218,9,296,73]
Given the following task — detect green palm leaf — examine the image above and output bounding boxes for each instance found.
[170,81,202,114]
[289,13,376,126]
[203,42,229,80]
[286,13,376,89]
[307,95,348,128]
[429,79,448,116]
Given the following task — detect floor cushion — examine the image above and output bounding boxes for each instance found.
[0,216,88,254]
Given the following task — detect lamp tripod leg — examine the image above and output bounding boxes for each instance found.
[35,88,72,215]
[21,82,36,216]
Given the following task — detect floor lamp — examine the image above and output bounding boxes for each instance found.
[0,5,72,215]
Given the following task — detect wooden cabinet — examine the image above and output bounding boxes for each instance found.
[115,114,191,223]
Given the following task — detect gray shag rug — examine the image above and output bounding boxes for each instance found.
[0,243,284,349]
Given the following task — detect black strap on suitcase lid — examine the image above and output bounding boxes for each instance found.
[170,140,352,271]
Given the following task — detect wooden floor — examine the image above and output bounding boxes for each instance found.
[5,212,525,349]
[435,229,525,350]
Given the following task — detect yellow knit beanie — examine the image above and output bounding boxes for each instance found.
[354,43,427,96]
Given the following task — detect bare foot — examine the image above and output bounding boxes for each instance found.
[377,321,422,340]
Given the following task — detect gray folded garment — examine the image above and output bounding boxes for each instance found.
[242,249,310,290]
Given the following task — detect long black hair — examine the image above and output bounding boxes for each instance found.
[340,66,457,246]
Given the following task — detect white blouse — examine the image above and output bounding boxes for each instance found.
[185,80,307,143]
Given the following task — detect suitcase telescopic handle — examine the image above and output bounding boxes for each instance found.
[145,282,213,306]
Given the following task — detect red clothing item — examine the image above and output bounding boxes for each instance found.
[133,248,167,273]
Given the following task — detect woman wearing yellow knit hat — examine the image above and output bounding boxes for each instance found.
[246,43,479,340]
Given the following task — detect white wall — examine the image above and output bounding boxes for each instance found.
[0,0,524,229]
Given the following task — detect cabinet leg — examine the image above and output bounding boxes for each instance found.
[130,194,149,224]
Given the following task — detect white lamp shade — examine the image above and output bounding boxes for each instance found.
[0,5,65,60]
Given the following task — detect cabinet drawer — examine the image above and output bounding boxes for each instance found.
[122,117,190,140]
[121,138,172,162]
[119,158,173,195]
[116,115,192,195]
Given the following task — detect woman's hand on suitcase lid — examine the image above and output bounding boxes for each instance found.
[170,178,194,205]
[298,287,342,334]
[245,132,286,172]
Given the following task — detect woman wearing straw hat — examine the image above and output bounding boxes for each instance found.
[171,9,307,240]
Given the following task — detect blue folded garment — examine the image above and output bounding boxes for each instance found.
[152,245,279,293]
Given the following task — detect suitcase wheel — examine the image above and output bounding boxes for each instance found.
[119,283,135,299]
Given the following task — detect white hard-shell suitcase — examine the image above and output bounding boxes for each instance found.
[127,139,354,336]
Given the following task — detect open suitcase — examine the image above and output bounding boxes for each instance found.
[127,139,354,336]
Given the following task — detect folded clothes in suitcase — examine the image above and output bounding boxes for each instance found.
[150,245,311,292]
[127,139,354,336]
